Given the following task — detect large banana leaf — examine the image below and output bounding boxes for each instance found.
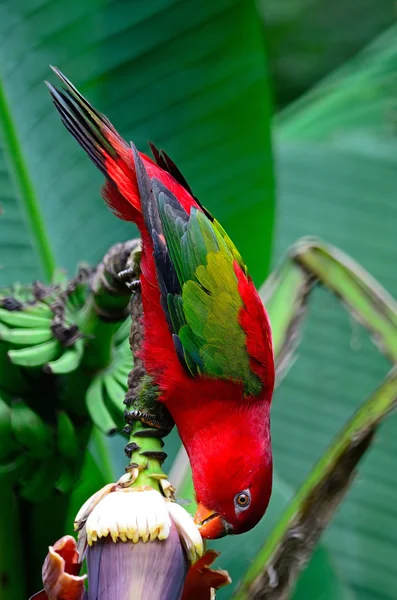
[273,25,397,600]
[0,0,274,288]
[260,0,395,107]
[0,1,278,597]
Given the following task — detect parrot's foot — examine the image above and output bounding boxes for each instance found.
[124,408,174,434]
[118,267,141,292]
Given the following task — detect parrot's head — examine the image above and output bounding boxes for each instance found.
[190,410,272,539]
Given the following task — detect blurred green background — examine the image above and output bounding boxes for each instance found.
[1,0,397,599]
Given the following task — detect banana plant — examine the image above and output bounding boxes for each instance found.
[1,1,397,599]
[0,239,138,496]
[2,235,397,600]
[0,241,141,594]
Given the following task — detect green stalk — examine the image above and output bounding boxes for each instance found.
[295,240,397,361]
[261,238,397,373]
[77,296,122,369]
[0,80,56,281]
[126,421,168,492]
[76,243,134,371]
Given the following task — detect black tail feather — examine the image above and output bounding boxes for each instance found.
[46,67,121,178]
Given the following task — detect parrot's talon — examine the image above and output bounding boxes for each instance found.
[118,267,136,282]
[124,407,172,432]
[125,279,140,292]
[123,409,139,422]
[118,266,141,293]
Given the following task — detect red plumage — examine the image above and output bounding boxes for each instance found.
[48,70,274,538]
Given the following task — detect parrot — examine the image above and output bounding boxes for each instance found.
[47,68,275,539]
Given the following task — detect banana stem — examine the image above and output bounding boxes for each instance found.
[77,296,121,369]
[126,420,168,491]
[77,240,139,371]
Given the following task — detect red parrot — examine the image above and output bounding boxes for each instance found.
[47,69,275,538]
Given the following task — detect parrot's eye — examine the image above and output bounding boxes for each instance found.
[234,489,251,511]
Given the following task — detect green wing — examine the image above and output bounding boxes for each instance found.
[155,186,262,397]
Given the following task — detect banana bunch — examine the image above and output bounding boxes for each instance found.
[85,317,132,435]
[0,263,134,502]
[0,279,84,373]
[0,389,83,501]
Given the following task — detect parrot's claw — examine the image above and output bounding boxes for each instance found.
[118,266,135,281]
[118,267,141,292]
[124,407,174,433]
[126,279,141,292]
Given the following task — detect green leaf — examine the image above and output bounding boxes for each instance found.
[293,546,355,600]
[0,81,56,282]
[0,0,274,287]
[236,367,397,599]
[261,0,395,107]
[0,135,43,284]
[272,25,397,600]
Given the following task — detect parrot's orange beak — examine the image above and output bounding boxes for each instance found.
[194,503,231,539]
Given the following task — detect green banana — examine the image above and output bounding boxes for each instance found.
[44,339,84,374]
[0,395,19,461]
[0,455,27,480]
[0,308,51,329]
[11,401,54,458]
[56,411,79,459]
[113,347,132,372]
[68,280,88,308]
[116,337,133,359]
[111,366,130,389]
[55,460,79,494]
[104,374,127,414]
[0,327,53,346]
[18,456,62,502]
[86,376,118,435]
[65,292,82,312]
[113,317,132,345]
[111,355,131,376]
[8,339,60,367]
[23,302,53,318]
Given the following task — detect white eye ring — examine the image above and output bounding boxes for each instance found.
[234,489,251,512]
